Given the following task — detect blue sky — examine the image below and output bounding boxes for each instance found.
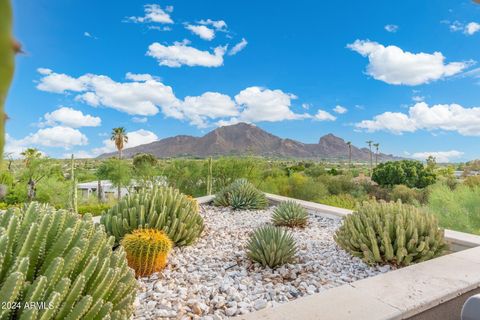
[5,0,480,162]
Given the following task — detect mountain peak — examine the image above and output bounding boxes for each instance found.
[98,124,401,161]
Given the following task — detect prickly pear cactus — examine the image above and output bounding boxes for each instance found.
[0,202,137,319]
[0,0,16,160]
[334,200,447,266]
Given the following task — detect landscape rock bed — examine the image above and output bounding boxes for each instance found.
[133,204,391,319]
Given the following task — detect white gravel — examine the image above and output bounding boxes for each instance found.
[133,204,392,319]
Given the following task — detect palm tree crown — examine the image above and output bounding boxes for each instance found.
[111,127,128,159]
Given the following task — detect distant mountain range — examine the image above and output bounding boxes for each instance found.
[98,122,401,161]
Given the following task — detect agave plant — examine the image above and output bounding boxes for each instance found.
[246,225,297,268]
[0,202,137,319]
[272,201,308,228]
[101,186,204,246]
[334,200,447,266]
[214,179,268,210]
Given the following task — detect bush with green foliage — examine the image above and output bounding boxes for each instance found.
[0,202,137,319]
[246,225,297,268]
[101,186,204,246]
[334,200,447,266]
[427,183,480,235]
[372,160,436,188]
[213,178,268,210]
[272,201,308,227]
[319,194,358,210]
[78,203,112,216]
[390,184,422,205]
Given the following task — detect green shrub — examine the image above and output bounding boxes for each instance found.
[101,186,204,246]
[427,183,480,235]
[334,200,447,266]
[247,226,297,268]
[272,201,308,227]
[0,202,137,319]
[288,173,328,201]
[372,160,436,188]
[78,203,112,216]
[390,184,422,205]
[319,194,357,210]
[213,178,268,210]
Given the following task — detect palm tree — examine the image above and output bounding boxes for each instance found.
[373,143,380,166]
[346,141,352,167]
[366,140,373,174]
[111,127,128,159]
[20,148,42,167]
[110,127,128,199]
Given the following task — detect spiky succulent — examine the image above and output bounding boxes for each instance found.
[213,179,268,210]
[0,202,137,320]
[246,225,297,268]
[101,186,204,246]
[334,200,447,266]
[272,201,308,228]
[122,229,173,277]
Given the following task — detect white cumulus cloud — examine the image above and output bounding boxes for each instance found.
[42,107,101,128]
[233,87,309,123]
[411,150,464,163]
[185,25,215,41]
[384,24,399,33]
[347,40,469,85]
[333,105,347,114]
[127,4,173,24]
[356,102,480,136]
[7,126,88,151]
[147,41,226,67]
[314,110,336,121]
[228,38,248,56]
[180,92,238,128]
[465,22,480,35]
[198,19,227,31]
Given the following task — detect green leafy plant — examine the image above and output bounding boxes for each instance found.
[213,178,268,210]
[0,202,137,319]
[334,200,447,266]
[372,160,436,188]
[319,194,358,210]
[246,225,297,268]
[122,228,173,277]
[101,186,204,246]
[427,183,480,235]
[272,201,308,228]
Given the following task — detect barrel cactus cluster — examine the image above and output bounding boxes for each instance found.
[121,229,173,277]
[0,202,137,319]
[101,186,204,246]
[272,201,308,228]
[334,200,447,266]
[213,178,268,210]
[246,225,297,268]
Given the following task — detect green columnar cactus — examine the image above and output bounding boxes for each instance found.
[206,157,213,196]
[122,228,173,277]
[101,186,204,246]
[0,0,16,161]
[69,154,78,214]
[246,225,297,268]
[334,200,447,266]
[272,201,308,228]
[213,178,268,210]
[0,202,137,320]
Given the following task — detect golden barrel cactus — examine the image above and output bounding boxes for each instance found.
[122,229,173,277]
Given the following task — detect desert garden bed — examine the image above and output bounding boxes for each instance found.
[133,204,391,319]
